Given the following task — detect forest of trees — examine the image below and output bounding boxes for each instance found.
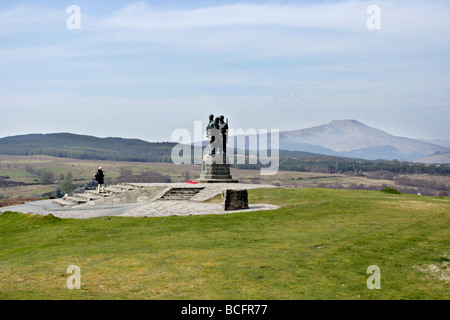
[0,133,174,162]
[233,156,450,175]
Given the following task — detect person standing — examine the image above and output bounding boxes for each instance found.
[95,166,105,193]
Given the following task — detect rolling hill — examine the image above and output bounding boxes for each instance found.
[1,124,449,174]
[0,132,328,162]
[417,138,450,149]
[414,151,450,164]
[0,133,175,162]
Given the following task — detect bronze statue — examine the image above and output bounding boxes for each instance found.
[206,114,214,130]
[213,117,221,155]
[206,114,216,156]
[219,115,228,154]
[206,114,228,156]
[199,114,238,183]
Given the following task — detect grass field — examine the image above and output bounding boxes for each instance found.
[1,154,442,199]
[0,188,448,299]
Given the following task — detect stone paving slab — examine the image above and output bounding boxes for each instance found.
[0,200,144,219]
[120,200,278,218]
[0,199,278,219]
[0,183,279,219]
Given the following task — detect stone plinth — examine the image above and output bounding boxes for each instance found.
[197,154,238,183]
[222,189,248,211]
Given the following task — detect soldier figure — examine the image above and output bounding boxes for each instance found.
[206,114,229,156]
[206,114,216,156]
[212,117,221,155]
[219,115,228,154]
[206,114,214,131]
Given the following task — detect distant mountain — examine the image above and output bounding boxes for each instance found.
[278,120,450,161]
[417,138,450,149]
[0,133,176,162]
[414,151,450,164]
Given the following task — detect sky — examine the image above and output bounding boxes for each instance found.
[0,0,449,142]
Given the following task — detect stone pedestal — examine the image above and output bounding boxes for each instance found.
[197,154,238,183]
[222,189,248,211]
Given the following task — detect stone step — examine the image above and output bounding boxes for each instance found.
[159,187,205,200]
[74,193,100,201]
[161,194,194,200]
[115,184,139,191]
[119,183,144,189]
[85,190,112,198]
[163,190,202,195]
[52,199,76,207]
[104,186,126,194]
[63,196,89,204]
[166,187,204,192]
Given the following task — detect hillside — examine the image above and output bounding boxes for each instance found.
[417,138,450,149]
[0,133,175,162]
[279,120,449,161]
[0,188,448,300]
[414,151,450,164]
[1,133,449,177]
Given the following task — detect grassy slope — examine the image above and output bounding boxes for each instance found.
[0,188,448,300]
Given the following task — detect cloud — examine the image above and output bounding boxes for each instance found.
[2,1,449,61]
[97,2,365,31]
[95,1,450,35]
[88,1,450,60]
[0,4,64,35]
[0,1,449,141]
[0,91,276,141]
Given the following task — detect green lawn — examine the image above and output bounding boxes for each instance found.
[0,188,448,299]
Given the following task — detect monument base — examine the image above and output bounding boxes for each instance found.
[196,154,238,183]
[222,189,248,210]
[197,178,239,183]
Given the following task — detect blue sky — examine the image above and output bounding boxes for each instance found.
[0,0,449,142]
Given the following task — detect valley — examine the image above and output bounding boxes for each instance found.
[0,155,448,202]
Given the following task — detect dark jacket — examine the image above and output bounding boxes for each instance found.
[95,170,105,184]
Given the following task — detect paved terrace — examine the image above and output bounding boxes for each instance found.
[0,183,279,219]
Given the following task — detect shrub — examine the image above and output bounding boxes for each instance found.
[380,187,402,195]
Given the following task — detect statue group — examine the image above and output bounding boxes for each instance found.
[198,113,238,183]
[206,114,228,156]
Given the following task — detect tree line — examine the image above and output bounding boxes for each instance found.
[1,133,448,176]
[233,157,450,175]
